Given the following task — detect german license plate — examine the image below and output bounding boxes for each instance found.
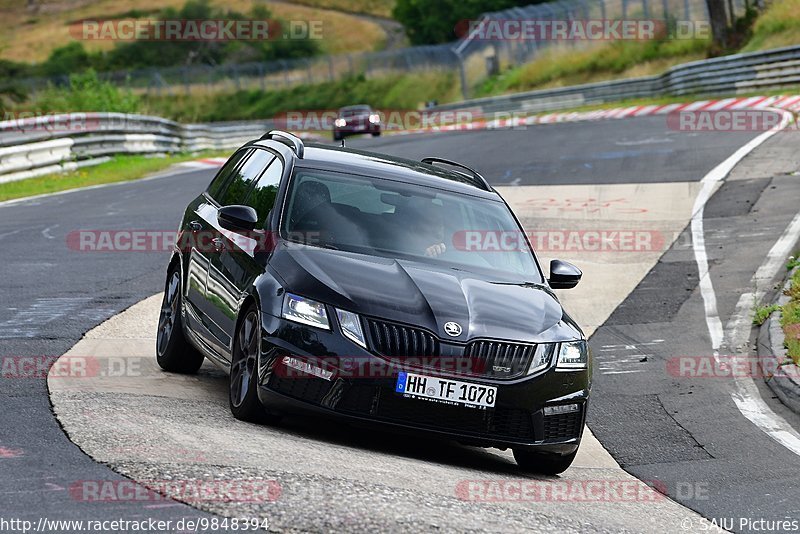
[395,371,497,408]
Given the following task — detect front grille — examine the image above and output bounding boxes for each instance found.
[543,410,583,441]
[268,373,332,405]
[366,319,439,358]
[338,385,535,441]
[366,319,539,380]
[463,340,537,379]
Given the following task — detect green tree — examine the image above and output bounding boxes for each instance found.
[393,0,542,45]
[35,70,139,113]
[0,60,29,114]
[42,42,93,76]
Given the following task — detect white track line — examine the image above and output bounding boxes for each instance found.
[692,108,800,456]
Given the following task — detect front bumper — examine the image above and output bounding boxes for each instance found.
[257,313,590,452]
[334,123,380,136]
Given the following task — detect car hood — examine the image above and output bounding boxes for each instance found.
[269,243,581,343]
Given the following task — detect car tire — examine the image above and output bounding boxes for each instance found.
[156,268,205,374]
[513,448,577,475]
[229,305,280,424]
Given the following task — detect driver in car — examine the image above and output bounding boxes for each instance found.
[407,200,447,258]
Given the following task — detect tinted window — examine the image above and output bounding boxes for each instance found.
[218,149,274,207]
[207,149,250,201]
[244,157,283,227]
[340,106,371,116]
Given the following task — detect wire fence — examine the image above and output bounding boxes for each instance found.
[19,0,752,99]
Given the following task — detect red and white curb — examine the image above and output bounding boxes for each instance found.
[389,94,800,134]
[177,157,228,169]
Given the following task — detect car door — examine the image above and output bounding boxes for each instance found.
[204,148,281,357]
[183,148,252,343]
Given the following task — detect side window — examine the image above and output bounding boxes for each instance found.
[207,149,250,201]
[218,149,274,207]
[245,157,284,227]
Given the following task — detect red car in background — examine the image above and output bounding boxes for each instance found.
[333,105,381,141]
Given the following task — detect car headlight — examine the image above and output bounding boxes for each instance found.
[282,293,329,330]
[336,309,366,348]
[556,340,589,369]
[334,118,346,127]
[528,343,555,375]
[368,114,380,124]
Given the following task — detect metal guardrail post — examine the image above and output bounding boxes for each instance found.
[452,49,469,101]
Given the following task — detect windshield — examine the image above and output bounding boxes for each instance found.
[281,168,542,280]
[340,106,371,116]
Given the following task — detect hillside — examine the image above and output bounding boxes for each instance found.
[0,0,388,63]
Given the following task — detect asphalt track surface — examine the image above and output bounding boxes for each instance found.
[1,116,799,531]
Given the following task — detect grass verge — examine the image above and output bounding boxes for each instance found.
[781,263,800,365]
[742,0,800,52]
[142,72,460,122]
[0,151,229,202]
[475,38,711,97]
[284,0,396,18]
[754,304,781,326]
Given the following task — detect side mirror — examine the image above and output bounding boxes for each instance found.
[218,205,258,232]
[549,259,582,289]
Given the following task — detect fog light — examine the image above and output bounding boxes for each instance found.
[544,403,580,416]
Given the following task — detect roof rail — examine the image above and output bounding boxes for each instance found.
[260,130,304,158]
[421,157,491,191]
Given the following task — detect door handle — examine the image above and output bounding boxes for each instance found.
[212,238,225,252]
[188,221,203,232]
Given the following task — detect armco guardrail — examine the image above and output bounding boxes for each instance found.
[432,44,800,115]
[0,113,274,184]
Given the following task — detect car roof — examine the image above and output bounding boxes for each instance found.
[293,144,501,200]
